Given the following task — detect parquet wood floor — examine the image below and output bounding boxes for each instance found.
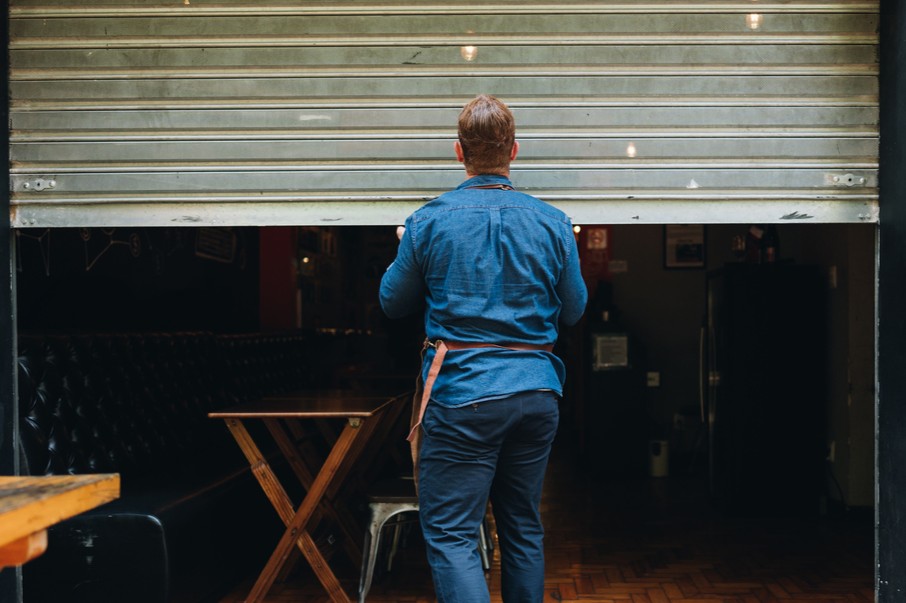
[219,442,874,603]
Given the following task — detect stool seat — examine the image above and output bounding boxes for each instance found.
[367,476,418,503]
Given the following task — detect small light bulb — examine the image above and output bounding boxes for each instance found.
[746,13,762,30]
[302,256,311,264]
[573,225,581,234]
[626,142,637,158]
[460,45,478,62]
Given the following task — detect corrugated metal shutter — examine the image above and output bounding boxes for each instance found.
[8,1,879,227]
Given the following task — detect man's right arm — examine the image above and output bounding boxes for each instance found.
[379,222,424,319]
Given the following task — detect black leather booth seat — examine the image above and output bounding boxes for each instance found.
[16,330,345,603]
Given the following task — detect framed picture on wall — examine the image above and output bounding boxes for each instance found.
[591,332,630,371]
[664,224,705,269]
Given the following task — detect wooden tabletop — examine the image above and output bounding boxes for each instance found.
[0,474,120,567]
[209,389,408,419]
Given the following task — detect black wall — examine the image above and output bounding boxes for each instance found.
[15,227,259,333]
[878,0,905,600]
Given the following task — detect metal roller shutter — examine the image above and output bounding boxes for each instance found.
[8,1,879,227]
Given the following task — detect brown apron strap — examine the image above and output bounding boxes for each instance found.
[407,338,554,490]
[407,340,449,442]
[406,339,554,442]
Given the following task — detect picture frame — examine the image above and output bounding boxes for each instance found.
[664,224,706,269]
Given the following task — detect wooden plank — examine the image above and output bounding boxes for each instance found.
[0,474,120,549]
[0,531,47,567]
[210,391,398,419]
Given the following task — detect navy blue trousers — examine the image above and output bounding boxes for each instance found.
[417,390,559,603]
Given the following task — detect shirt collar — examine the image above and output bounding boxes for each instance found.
[455,174,514,190]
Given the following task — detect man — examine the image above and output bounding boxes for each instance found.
[379,94,587,603]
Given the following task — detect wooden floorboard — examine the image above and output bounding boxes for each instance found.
[218,440,873,603]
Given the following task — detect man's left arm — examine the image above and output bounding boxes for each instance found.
[557,226,588,326]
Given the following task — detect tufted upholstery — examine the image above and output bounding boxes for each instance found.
[17,330,339,603]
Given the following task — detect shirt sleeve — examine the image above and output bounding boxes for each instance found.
[556,224,588,326]
[379,220,425,319]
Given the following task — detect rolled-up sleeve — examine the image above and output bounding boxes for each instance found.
[556,226,588,326]
[379,221,425,319]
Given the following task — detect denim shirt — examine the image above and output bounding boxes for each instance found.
[379,174,588,408]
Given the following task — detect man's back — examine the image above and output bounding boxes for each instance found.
[380,173,586,407]
[413,177,580,341]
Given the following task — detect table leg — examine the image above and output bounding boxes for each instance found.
[263,418,363,562]
[225,419,298,524]
[224,419,339,601]
[326,412,383,500]
[221,419,303,597]
[228,417,366,603]
[261,418,321,582]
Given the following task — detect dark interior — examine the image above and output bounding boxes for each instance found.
[14,223,875,602]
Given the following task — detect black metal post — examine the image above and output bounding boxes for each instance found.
[0,0,14,479]
[0,3,21,601]
[878,0,906,600]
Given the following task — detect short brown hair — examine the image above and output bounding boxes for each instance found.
[457,94,516,175]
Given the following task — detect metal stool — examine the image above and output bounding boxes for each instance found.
[358,476,491,603]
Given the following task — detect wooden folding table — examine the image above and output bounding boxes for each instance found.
[209,390,407,603]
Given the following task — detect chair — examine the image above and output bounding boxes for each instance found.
[358,476,492,603]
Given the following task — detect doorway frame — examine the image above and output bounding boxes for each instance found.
[1,5,901,602]
[876,1,904,600]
